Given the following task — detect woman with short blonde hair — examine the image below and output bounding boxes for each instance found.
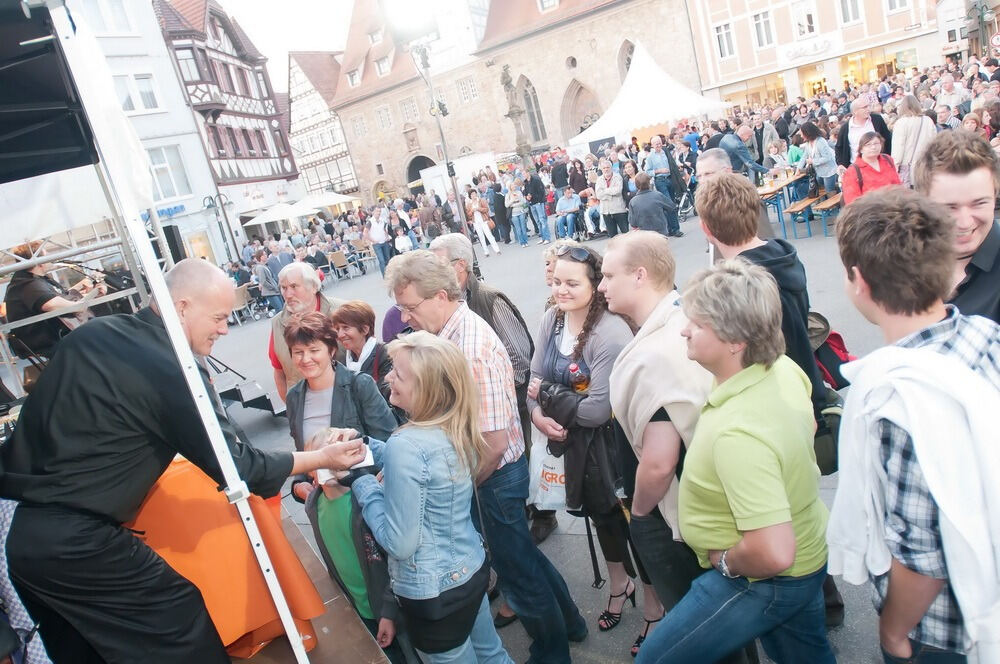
[636,259,833,664]
[350,331,512,663]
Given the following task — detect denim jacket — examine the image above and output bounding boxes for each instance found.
[352,426,485,600]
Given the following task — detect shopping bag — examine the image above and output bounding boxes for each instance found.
[528,426,567,511]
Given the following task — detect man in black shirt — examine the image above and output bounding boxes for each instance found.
[0,258,365,664]
[3,243,106,359]
[915,130,1000,322]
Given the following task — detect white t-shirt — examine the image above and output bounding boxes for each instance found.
[302,385,334,448]
[847,116,875,162]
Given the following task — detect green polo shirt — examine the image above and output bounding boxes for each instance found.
[678,356,828,579]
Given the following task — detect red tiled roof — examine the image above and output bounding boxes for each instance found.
[168,0,207,33]
[289,52,343,108]
[153,0,198,34]
[274,92,291,135]
[476,0,627,53]
[329,0,419,109]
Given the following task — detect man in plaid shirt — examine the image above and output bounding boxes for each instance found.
[385,250,586,664]
[835,188,1000,663]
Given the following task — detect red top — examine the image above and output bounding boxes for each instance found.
[841,154,903,205]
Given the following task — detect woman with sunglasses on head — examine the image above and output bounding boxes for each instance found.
[346,332,514,664]
[527,245,662,657]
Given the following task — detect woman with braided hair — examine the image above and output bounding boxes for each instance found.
[526,245,658,656]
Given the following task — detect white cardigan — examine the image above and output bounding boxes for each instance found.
[827,346,1000,662]
[890,115,935,170]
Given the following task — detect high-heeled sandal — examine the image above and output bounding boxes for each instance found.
[597,579,636,632]
[631,612,665,657]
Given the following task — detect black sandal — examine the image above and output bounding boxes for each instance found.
[598,579,636,632]
[631,612,665,657]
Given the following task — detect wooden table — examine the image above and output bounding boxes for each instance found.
[757,173,807,230]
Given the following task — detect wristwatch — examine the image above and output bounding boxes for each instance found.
[717,548,739,579]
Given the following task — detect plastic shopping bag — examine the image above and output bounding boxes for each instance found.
[528,426,566,512]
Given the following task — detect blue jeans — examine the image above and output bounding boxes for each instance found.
[636,565,834,664]
[556,213,576,238]
[415,595,513,664]
[408,230,419,249]
[474,456,585,664]
[511,213,528,245]
[652,176,681,234]
[821,174,839,194]
[530,202,550,241]
[374,241,392,275]
[263,295,283,312]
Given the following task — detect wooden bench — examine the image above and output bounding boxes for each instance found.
[784,196,820,238]
[813,193,842,237]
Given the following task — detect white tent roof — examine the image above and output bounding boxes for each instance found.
[569,41,731,146]
[296,191,361,209]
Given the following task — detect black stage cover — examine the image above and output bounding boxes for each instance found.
[0,0,98,186]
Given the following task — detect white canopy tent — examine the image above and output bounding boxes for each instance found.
[242,201,315,227]
[296,191,360,209]
[569,41,731,146]
[0,2,312,661]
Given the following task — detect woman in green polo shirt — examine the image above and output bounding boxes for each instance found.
[636,260,835,664]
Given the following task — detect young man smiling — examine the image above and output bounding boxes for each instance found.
[914,130,1000,322]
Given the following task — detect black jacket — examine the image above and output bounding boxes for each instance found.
[627,189,674,234]
[740,240,827,418]
[835,113,892,167]
[525,174,546,205]
[774,116,790,140]
[551,162,569,189]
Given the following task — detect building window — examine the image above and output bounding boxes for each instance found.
[196,49,214,82]
[113,74,159,113]
[236,68,251,97]
[148,146,191,201]
[522,79,546,142]
[210,126,226,156]
[538,0,558,10]
[840,0,861,23]
[242,128,256,155]
[352,116,367,137]
[791,1,816,38]
[255,129,269,155]
[369,29,383,44]
[376,163,384,175]
[226,127,242,156]
[273,129,288,156]
[887,0,908,10]
[347,69,361,87]
[457,76,479,103]
[255,71,269,97]
[948,29,958,42]
[176,49,199,82]
[82,0,132,33]
[375,57,390,77]
[752,12,774,48]
[715,24,735,59]
[400,97,419,122]
[375,105,392,130]
[113,75,134,112]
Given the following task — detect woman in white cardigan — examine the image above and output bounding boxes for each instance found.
[890,95,936,188]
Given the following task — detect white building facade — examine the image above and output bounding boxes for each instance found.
[82,0,232,264]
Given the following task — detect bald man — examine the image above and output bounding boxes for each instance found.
[0,258,364,664]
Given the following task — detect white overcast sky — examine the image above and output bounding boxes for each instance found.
[217,0,354,92]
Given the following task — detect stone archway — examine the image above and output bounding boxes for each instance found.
[372,180,392,202]
[560,79,602,142]
[405,154,435,195]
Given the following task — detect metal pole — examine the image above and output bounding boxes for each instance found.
[93,169,151,307]
[411,45,481,276]
[147,207,175,270]
[217,193,241,259]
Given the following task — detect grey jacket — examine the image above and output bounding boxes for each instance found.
[287,362,397,501]
[627,189,674,235]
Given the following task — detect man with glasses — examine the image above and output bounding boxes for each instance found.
[835,94,891,176]
[384,251,586,664]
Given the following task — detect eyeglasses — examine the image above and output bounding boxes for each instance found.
[555,245,593,262]
[393,297,428,314]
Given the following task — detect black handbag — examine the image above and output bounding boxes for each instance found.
[806,164,820,198]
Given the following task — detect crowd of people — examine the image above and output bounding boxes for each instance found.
[0,51,998,664]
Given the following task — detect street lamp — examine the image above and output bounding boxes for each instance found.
[384,2,480,276]
[203,193,239,261]
[968,0,998,57]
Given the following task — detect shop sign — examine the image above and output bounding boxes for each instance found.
[991,34,1000,48]
[140,204,186,222]
[943,39,969,54]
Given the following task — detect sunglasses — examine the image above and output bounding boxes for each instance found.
[555,245,593,262]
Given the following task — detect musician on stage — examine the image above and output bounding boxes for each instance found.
[0,258,366,664]
[3,242,107,359]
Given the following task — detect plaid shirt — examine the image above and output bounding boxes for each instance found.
[439,303,524,468]
[871,306,1000,652]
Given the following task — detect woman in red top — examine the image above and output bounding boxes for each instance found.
[841,132,902,205]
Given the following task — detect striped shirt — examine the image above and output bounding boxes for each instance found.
[438,303,524,468]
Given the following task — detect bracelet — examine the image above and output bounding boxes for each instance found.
[717,548,739,579]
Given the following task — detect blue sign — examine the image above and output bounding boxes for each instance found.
[140,204,186,221]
